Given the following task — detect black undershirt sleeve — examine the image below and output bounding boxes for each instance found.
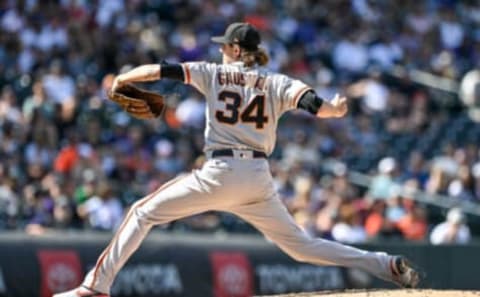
[297,90,324,115]
[159,62,185,81]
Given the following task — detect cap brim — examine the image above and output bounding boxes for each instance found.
[211,36,229,44]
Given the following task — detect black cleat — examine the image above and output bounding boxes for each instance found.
[390,256,422,288]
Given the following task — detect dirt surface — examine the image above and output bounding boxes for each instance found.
[259,289,480,297]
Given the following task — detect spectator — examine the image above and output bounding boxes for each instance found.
[288,174,316,217]
[1,4,23,33]
[24,187,55,234]
[427,143,462,195]
[405,3,435,36]
[77,180,123,231]
[369,32,403,70]
[430,207,471,245]
[0,85,23,124]
[0,175,19,229]
[402,151,429,189]
[396,203,428,241]
[22,81,55,122]
[365,200,397,239]
[175,95,206,129]
[367,157,398,200]
[385,187,406,224]
[333,31,369,75]
[53,131,79,174]
[0,1,479,238]
[42,60,76,107]
[347,70,390,114]
[448,165,476,202]
[331,202,367,244]
[438,8,465,50]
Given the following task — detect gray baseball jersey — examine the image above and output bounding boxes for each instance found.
[76,62,397,296]
[181,61,312,155]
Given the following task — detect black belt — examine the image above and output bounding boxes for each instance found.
[211,149,267,159]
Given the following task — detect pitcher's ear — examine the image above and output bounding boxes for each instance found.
[233,44,241,58]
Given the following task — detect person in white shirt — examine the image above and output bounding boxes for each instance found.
[430,207,471,245]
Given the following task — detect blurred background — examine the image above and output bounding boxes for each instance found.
[1,0,480,296]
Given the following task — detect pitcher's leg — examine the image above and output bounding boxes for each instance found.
[83,172,217,293]
[234,195,393,282]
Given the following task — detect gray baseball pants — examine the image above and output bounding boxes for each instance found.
[83,153,393,293]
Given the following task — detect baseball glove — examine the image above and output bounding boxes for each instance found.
[107,84,165,119]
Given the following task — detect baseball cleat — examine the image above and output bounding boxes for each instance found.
[52,285,110,297]
[390,256,421,288]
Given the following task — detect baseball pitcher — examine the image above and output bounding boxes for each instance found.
[54,23,419,297]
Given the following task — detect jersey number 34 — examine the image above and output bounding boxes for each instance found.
[215,90,268,129]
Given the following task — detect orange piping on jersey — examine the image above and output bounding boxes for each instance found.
[180,64,186,83]
[292,86,313,109]
[182,63,191,84]
[88,174,188,289]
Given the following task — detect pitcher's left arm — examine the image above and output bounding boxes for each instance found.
[297,90,348,118]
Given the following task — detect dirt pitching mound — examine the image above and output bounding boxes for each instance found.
[258,289,480,297]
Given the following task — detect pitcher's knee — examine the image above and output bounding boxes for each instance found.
[280,236,314,263]
[128,201,154,226]
[286,249,312,263]
[131,200,175,226]
[282,242,313,263]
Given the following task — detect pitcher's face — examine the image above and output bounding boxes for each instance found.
[219,43,241,64]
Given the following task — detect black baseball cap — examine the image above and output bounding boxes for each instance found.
[211,22,261,51]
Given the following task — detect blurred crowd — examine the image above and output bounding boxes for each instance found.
[0,0,480,245]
